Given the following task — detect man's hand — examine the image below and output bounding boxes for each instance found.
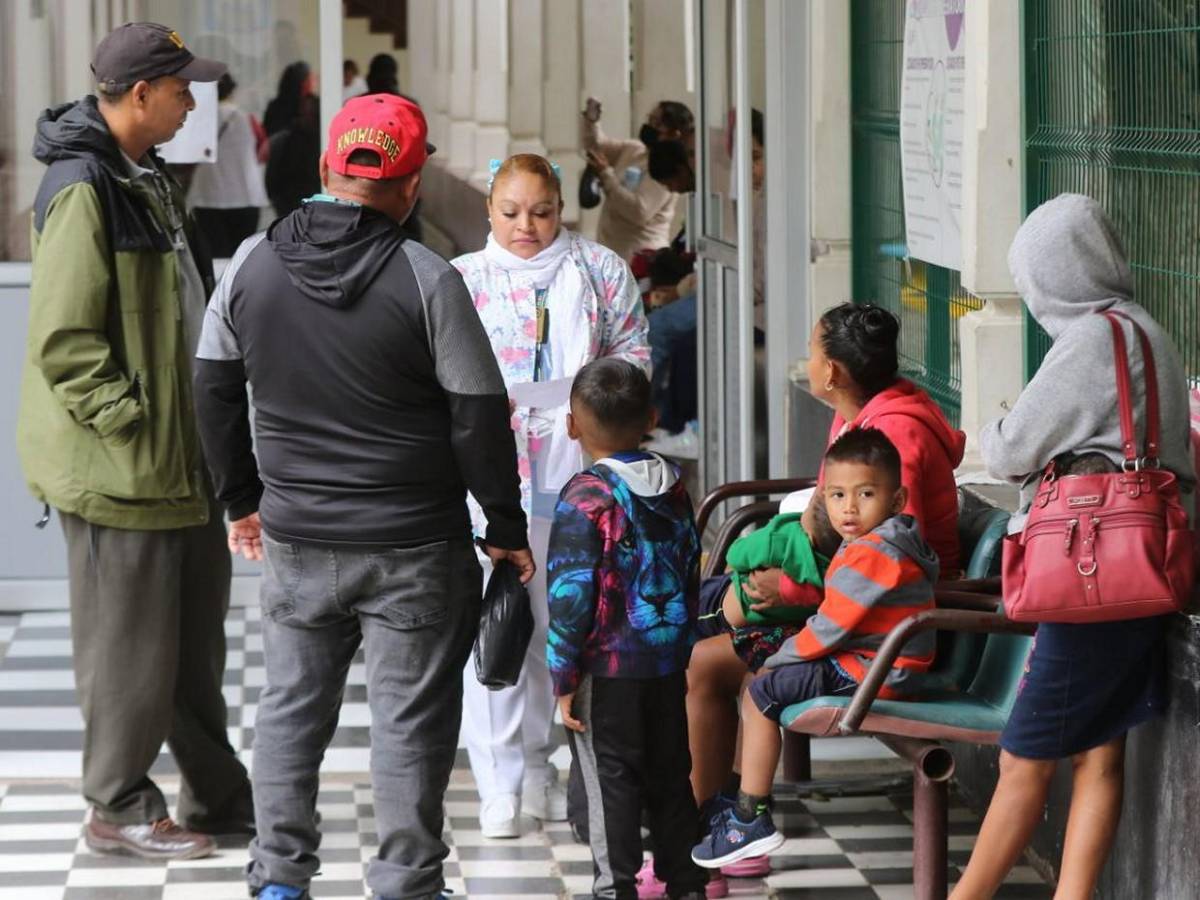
[743,566,783,611]
[585,149,610,176]
[482,544,537,584]
[228,512,263,562]
[558,693,585,732]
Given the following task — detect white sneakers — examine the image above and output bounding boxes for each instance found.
[522,778,568,822]
[479,780,568,838]
[479,793,521,839]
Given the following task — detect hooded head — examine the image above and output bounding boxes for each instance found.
[1008,193,1134,339]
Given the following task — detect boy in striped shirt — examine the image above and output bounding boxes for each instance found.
[692,427,939,868]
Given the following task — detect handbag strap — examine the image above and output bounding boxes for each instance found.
[1101,311,1162,463]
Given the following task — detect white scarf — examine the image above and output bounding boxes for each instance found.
[483,227,592,495]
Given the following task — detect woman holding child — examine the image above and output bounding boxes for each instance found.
[682,302,965,882]
[452,154,650,838]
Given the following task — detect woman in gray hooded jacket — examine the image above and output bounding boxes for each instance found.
[951,194,1195,899]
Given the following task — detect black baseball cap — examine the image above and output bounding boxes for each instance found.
[92,23,227,92]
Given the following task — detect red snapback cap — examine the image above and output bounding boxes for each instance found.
[326,93,435,180]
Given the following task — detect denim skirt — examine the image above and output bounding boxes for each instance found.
[999,615,1169,760]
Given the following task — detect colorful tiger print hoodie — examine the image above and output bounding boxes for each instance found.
[546,451,700,696]
[763,514,938,698]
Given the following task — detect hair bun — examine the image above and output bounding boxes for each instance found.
[858,305,900,342]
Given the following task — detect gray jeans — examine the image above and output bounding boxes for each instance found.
[247,533,481,900]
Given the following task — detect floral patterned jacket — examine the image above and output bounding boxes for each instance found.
[452,230,650,533]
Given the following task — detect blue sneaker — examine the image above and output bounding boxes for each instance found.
[691,807,784,869]
[697,791,737,829]
[258,885,307,900]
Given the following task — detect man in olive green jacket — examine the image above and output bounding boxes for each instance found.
[15,23,251,861]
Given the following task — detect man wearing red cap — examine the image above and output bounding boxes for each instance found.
[194,94,534,900]
[17,23,250,861]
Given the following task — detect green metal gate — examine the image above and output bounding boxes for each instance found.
[1024,0,1200,384]
[850,0,982,425]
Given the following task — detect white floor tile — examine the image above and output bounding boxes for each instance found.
[0,708,84,731]
[0,793,86,812]
[4,639,72,657]
[0,851,75,871]
[67,866,167,886]
[767,866,869,888]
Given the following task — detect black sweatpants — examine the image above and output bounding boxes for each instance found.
[568,671,707,900]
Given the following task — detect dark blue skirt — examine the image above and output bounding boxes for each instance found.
[1000,615,1169,760]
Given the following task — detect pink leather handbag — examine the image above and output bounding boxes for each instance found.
[1002,312,1195,623]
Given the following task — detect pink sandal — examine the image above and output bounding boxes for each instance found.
[720,854,771,878]
[636,857,729,899]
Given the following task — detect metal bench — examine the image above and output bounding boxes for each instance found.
[697,484,1035,900]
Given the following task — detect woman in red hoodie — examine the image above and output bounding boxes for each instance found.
[686,303,965,862]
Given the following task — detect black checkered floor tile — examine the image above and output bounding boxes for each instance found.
[0,606,1052,898]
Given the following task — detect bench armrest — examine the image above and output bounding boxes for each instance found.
[702,501,780,579]
[696,478,816,538]
[934,589,1002,612]
[837,608,1036,735]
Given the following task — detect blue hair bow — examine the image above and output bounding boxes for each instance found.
[487,158,563,190]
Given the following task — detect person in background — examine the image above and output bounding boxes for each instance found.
[189,73,268,257]
[452,153,650,839]
[644,109,764,462]
[195,93,532,900]
[581,97,694,263]
[365,52,402,96]
[262,60,320,217]
[342,58,366,103]
[262,60,312,136]
[17,22,250,862]
[548,359,708,900]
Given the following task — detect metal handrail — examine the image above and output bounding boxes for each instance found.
[695,477,816,539]
[837,606,1036,735]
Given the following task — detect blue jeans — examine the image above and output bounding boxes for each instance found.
[648,295,697,433]
[247,534,481,899]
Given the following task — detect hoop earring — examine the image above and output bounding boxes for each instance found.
[824,382,834,392]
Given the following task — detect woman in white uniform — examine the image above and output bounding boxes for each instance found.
[452,154,650,837]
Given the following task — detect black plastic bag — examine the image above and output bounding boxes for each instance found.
[578,165,603,210]
[474,559,534,690]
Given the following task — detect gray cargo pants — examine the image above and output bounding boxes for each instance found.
[246,533,482,900]
[60,509,250,826]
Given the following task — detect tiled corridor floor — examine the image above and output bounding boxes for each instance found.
[0,607,1053,899]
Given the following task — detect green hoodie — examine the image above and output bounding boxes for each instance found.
[16,96,214,530]
[726,513,829,625]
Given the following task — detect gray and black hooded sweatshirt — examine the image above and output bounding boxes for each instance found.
[194,198,527,549]
[980,193,1196,528]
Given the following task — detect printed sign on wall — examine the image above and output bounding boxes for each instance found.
[900,0,966,270]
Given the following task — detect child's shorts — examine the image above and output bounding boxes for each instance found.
[694,573,732,639]
[747,658,856,722]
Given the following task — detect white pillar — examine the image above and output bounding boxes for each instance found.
[318,0,343,139]
[580,0,632,140]
[13,0,53,222]
[507,0,547,159]
[765,0,811,478]
[632,0,695,124]
[55,0,95,102]
[430,0,454,153]
[807,0,852,321]
[958,0,1025,466]
[447,0,477,177]
[542,0,582,222]
[471,0,510,190]
[406,0,438,111]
